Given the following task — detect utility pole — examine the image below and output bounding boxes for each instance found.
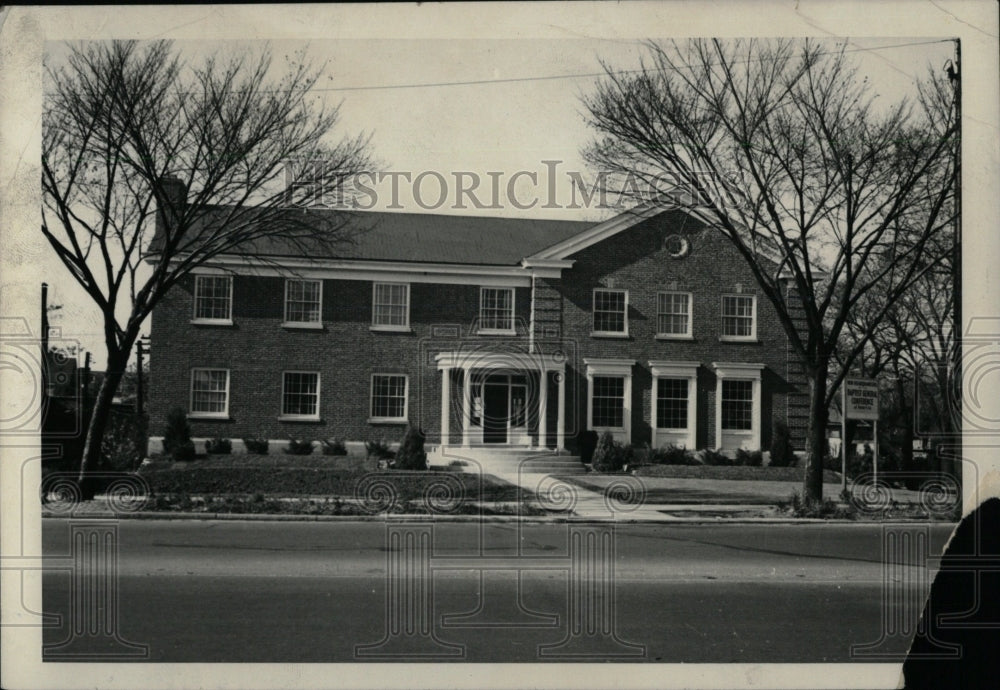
[81,352,92,411]
[946,41,961,482]
[135,337,148,415]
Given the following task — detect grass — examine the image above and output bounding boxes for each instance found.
[633,463,842,483]
[138,453,525,504]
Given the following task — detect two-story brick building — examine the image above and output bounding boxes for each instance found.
[148,181,809,459]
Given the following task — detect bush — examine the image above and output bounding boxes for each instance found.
[205,437,232,455]
[322,438,348,456]
[576,430,599,464]
[243,437,269,455]
[735,448,764,467]
[394,427,428,470]
[591,431,629,473]
[700,448,733,466]
[163,407,195,461]
[650,444,698,465]
[769,419,797,467]
[101,412,148,471]
[365,439,395,461]
[285,438,315,455]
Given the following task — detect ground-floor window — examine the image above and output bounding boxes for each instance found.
[190,368,229,417]
[370,374,408,421]
[281,371,320,419]
[656,378,689,429]
[591,375,625,428]
[721,379,754,430]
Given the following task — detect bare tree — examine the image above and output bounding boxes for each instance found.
[42,40,373,494]
[581,39,957,502]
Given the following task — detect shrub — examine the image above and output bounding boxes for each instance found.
[285,438,315,455]
[700,448,733,466]
[321,438,348,456]
[243,437,269,455]
[101,412,148,471]
[650,444,698,465]
[576,430,599,464]
[163,407,195,461]
[365,438,395,461]
[204,438,232,455]
[591,431,629,473]
[769,419,797,467]
[394,427,428,470]
[735,448,764,467]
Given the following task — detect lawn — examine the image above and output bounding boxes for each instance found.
[138,453,525,504]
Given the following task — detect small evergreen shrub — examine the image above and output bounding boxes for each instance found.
[394,427,428,470]
[576,430,599,465]
[322,438,348,456]
[285,438,315,455]
[163,407,195,461]
[735,448,764,467]
[101,412,148,471]
[591,431,629,473]
[650,444,698,465]
[769,420,796,467]
[700,448,733,466]
[365,438,395,461]
[204,437,232,455]
[243,437,269,455]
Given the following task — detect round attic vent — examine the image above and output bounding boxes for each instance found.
[664,234,690,258]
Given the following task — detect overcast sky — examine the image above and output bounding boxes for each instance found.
[40,36,955,367]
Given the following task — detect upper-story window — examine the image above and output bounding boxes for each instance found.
[192,275,232,324]
[284,279,322,326]
[721,294,756,341]
[372,282,410,330]
[656,291,692,338]
[592,288,628,336]
[479,287,514,334]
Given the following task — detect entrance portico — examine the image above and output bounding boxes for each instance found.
[435,351,566,451]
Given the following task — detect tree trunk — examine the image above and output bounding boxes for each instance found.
[76,350,127,499]
[802,363,829,505]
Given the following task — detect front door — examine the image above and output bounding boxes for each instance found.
[482,381,509,444]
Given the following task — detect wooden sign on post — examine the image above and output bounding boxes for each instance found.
[843,378,880,486]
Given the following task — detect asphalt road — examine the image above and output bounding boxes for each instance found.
[41,519,957,663]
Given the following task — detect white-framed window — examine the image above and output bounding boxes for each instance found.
[280,371,320,420]
[479,287,515,333]
[585,359,634,442]
[721,294,756,340]
[192,275,232,323]
[591,375,625,428]
[372,282,410,330]
[284,279,322,326]
[189,368,229,418]
[712,362,764,451]
[649,361,699,449]
[370,374,408,422]
[656,291,692,338]
[592,288,628,336]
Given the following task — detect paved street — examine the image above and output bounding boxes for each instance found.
[41,519,956,662]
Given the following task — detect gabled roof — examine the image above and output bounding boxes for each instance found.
[150,207,593,266]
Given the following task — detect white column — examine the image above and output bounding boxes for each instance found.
[715,376,723,451]
[752,377,762,451]
[556,367,566,451]
[623,373,633,444]
[586,371,594,435]
[538,369,549,449]
[462,367,472,447]
[440,367,450,448]
[686,376,697,450]
[650,376,659,449]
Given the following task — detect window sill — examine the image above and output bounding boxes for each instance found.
[187,413,231,421]
[590,426,626,433]
[590,331,629,339]
[655,334,694,341]
[719,337,760,344]
[277,415,323,423]
[370,325,413,333]
[190,319,233,327]
[282,322,324,330]
[477,329,516,336]
[368,417,409,425]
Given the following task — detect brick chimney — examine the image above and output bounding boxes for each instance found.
[155,175,188,240]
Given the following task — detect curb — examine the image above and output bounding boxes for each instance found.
[39,510,959,526]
